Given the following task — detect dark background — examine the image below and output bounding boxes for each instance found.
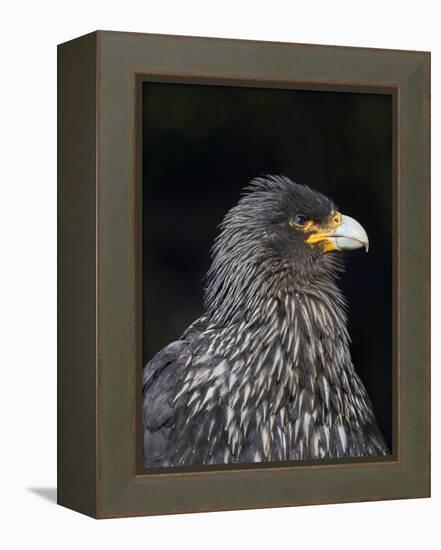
[142,82,393,450]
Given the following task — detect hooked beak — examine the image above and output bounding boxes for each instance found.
[306,213,369,253]
[329,215,369,252]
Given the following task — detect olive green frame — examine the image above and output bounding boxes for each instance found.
[58,30,430,518]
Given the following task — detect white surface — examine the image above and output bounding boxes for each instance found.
[0,1,439,548]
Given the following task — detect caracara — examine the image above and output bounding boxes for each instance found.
[143,175,388,467]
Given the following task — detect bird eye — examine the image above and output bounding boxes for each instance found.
[292,214,308,227]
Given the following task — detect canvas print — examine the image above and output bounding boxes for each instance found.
[141,83,393,468]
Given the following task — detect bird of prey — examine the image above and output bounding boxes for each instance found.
[143,175,389,467]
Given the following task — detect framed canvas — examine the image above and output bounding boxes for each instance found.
[58,30,430,518]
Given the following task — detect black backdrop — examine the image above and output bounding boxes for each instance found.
[142,82,393,450]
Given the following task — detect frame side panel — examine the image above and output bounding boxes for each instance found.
[57,32,98,518]
[397,53,431,496]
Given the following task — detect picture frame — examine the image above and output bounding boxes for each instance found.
[58,30,430,518]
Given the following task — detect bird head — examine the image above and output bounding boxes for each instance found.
[251,175,369,259]
[205,175,369,319]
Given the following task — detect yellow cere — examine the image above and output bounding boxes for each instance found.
[302,211,343,253]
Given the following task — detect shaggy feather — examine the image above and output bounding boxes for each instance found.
[143,175,388,467]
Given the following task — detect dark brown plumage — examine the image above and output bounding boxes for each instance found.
[143,176,389,467]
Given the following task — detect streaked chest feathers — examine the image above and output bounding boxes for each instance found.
[170,287,377,465]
